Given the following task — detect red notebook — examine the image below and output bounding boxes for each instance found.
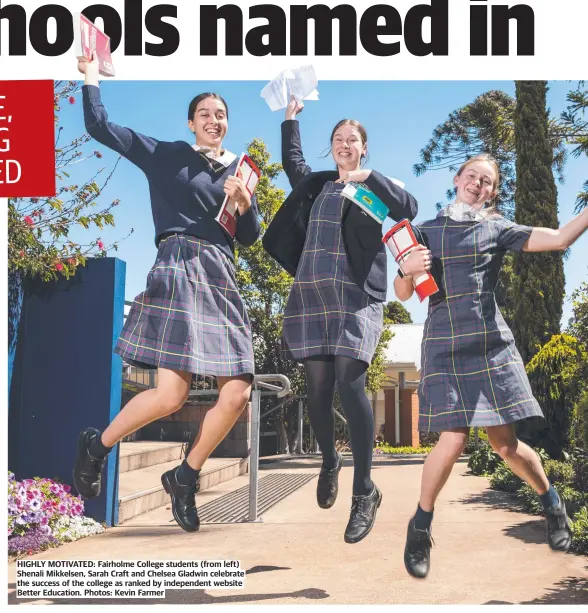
[73,13,116,77]
[216,154,261,238]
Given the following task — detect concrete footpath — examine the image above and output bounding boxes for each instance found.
[7,457,588,605]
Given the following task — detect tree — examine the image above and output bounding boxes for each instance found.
[567,281,588,451]
[568,281,588,348]
[384,301,413,324]
[512,81,565,364]
[525,334,587,458]
[558,81,588,212]
[8,81,128,284]
[235,138,305,453]
[413,90,567,219]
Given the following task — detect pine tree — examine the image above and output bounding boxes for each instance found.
[512,81,565,363]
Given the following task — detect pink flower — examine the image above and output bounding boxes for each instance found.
[68,96,75,104]
[49,483,61,495]
[62,484,71,493]
[55,262,64,272]
[97,240,104,250]
[24,216,34,227]
[19,250,24,258]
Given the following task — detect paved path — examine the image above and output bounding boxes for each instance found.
[8,457,588,604]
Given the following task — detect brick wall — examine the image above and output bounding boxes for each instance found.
[400,389,420,448]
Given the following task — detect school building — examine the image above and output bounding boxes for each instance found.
[373,324,424,448]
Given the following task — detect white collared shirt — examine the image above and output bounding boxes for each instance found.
[191,144,237,168]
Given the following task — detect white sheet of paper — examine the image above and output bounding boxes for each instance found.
[260,65,319,111]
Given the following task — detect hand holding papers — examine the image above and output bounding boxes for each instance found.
[74,12,116,77]
[261,65,319,111]
[217,154,261,238]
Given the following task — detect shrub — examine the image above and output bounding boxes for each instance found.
[374,443,433,455]
[571,454,588,493]
[489,462,523,493]
[468,445,501,475]
[543,459,575,486]
[516,483,543,515]
[517,482,588,518]
[418,431,441,447]
[464,428,489,453]
[558,485,588,518]
[570,505,588,555]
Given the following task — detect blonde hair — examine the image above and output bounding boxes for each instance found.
[456,154,501,218]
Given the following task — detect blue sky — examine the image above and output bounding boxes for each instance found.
[59,80,586,326]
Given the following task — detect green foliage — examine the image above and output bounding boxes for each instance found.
[366,325,392,394]
[374,443,433,455]
[413,89,567,219]
[570,505,588,555]
[8,81,127,283]
[558,81,588,212]
[524,334,587,457]
[464,428,490,453]
[571,454,588,493]
[489,462,523,493]
[468,445,501,476]
[516,483,544,515]
[383,301,412,325]
[236,138,304,451]
[512,81,565,364]
[568,282,588,350]
[543,459,575,486]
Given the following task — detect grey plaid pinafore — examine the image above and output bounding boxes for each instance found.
[115,234,254,378]
[417,213,544,432]
[281,181,384,364]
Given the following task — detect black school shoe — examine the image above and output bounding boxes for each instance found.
[404,516,434,579]
[161,467,201,532]
[545,497,573,552]
[72,428,107,499]
[344,484,382,544]
[317,453,343,509]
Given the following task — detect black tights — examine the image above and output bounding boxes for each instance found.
[304,355,374,496]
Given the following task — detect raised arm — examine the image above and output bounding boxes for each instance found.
[281,96,312,189]
[79,54,158,171]
[522,208,588,252]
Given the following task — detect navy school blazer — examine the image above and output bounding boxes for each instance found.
[262,120,419,302]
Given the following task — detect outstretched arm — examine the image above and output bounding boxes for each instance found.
[281,96,312,189]
[79,53,157,171]
[523,208,588,252]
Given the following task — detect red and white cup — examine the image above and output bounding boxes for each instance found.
[383,219,439,303]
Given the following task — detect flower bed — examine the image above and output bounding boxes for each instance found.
[8,471,105,559]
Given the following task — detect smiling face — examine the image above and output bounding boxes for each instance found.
[453,160,498,209]
[188,96,228,150]
[330,121,367,172]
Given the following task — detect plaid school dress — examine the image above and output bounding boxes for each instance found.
[417,210,543,432]
[116,234,255,378]
[281,181,384,364]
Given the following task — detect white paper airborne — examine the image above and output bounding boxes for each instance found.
[260,65,319,112]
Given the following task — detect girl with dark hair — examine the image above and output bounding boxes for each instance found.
[395,155,588,578]
[72,55,261,533]
[263,97,419,544]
